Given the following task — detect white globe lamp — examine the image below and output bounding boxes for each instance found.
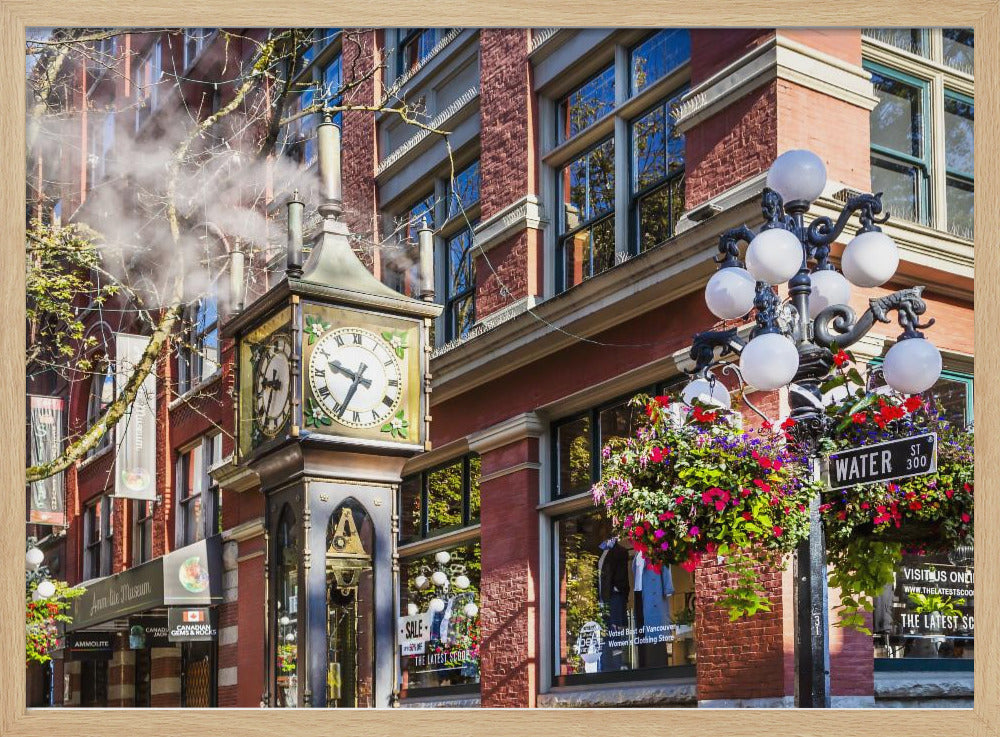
[766,149,827,204]
[25,547,44,571]
[740,333,800,391]
[705,267,757,320]
[434,551,451,565]
[406,602,419,617]
[431,570,448,587]
[279,615,290,627]
[454,574,471,590]
[841,231,899,288]
[428,597,446,613]
[808,269,852,318]
[882,338,942,394]
[746,228,803,285]
[681,377,732,410]
[464,603,479,618]
[414,574,428,590]
[34,579,56,600]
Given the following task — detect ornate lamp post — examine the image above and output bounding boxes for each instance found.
[686,150,943,708]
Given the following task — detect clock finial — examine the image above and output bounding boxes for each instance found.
[287,189,304,278]
[317,112,343,220]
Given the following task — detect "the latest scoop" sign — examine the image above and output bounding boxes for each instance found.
[827,432,937,490]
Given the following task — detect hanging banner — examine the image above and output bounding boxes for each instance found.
[28,395,66,526]
[114,333,157,500]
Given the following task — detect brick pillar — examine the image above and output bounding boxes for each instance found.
[341,28,381,268]
[474,29,543,319]
[469,413,543,707]
[217,539,240,706]
[107,645,135,707]
[150,646,182,707]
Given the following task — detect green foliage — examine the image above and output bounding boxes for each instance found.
[562,534,602,673]
[908,591,965,616]
[26,220,119,372]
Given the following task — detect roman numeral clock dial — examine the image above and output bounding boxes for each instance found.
[307,327,404,431]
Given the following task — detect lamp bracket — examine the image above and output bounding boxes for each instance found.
[812,286,933,349]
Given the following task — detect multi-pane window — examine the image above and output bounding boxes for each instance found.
[868,65,929,225]
[398,454,481,696]
[133,40,162,131]
[87,357,115,456]
[631,89,686,252]
[447,160,480,220]
[134,499,154,565]
[552,31,689,294]
[183,28,212,70]
[869,371,974,664]
[399,454,481,543]
[444,227,476,342]
[280,45,342,168]
[559,139,616,290]
[176,434,222,546]
[177,296,219,395]
[559,67,615,141]
[396,29,451,76]
[864,29,974,237]
[84,495,113,579]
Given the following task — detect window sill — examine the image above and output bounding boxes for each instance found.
[398,692,481,708]
[874,668,973,703]
[538,675,697,708]
[77,442,114,471]
[169,369,223,410]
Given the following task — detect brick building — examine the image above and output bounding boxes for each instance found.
[26,26,974,709]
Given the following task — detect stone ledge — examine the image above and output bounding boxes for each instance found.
[399,694,481,708]
[874,670,973,702]
[537,678,697,708]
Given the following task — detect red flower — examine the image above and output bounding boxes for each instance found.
[833,350,850,367]
[692,406,717,423]
[658,511,675,521]
[761,420,773,431]
[852,412,867,425]
[963,483,973,494]
[645,403,656,418]
[773,526,783,537]
[961,513,971,523]
[780,417,796,430]
[909,501,923,511]
[837,511,847,521]
[649,446,665,463]
[740,487,751,497]
[752,478,771,493]
[654,395,671,407]
[742,512,753,521]
[676,496,686,504]
[903,396,923,413]
[715,500,727,512]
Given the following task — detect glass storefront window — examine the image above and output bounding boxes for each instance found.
[399,454,481,542]
[555,509,696,684]
[275,507,299,707]
[399,542,481,694]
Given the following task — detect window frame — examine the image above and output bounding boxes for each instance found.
[862,29,975,238]
[177,295,220,396]
[398,453,481,544]
[86,356,115,457]
[83,495,113,579]
[133,39,162,132]
[175,433,222,547]
[133,498,154,566]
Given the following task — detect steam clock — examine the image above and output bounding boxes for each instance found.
[225,115,441,707]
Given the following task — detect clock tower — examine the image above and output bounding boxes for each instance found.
[225,115,441,708]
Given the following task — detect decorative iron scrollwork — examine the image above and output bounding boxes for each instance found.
[715,225,756,268]
[760,187,793,231]
[806,192,889,249]
[813,286,933,349]
[689,328,742,374]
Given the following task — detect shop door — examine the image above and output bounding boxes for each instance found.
[181,641,216,707]
[79,659,108,707]
[326,501,374,707]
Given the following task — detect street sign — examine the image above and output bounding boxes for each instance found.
[827,432,937,490]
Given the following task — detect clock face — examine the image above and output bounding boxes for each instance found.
[307,327,403,429]
[252,333,292,437]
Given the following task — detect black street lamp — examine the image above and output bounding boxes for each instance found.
[684,150,944,708]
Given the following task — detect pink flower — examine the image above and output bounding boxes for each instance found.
[688,526,700,537]
[773,526,783,537]
[660,541,670,551]
[658,511,675,521]
[715,501,727,512]
[654,529,667,539]
[961,513,971,523]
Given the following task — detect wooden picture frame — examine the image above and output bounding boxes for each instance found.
[3,2,996,735]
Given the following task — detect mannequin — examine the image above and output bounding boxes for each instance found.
[598,538,630,671]
[633,551,674,667]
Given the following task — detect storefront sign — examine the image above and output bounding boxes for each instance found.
[113,333,157,501]
[128,616,170,649]
[827,432,937,489]
[70,536,224,631]
[398,614,429,656]
[67,631,115,659]
[167,607,217,641]
[28,396,66,526]
[895,560,975,636]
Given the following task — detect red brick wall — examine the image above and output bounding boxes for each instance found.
[690,30,773,85]
[478,438,540,707]
[150,647,182,707]
[685,82,779,208]
[474,229,543,317]
[479,29,535,220]
[341,28,381,261]
[236,539,266,707]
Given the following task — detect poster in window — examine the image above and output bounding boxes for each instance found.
[28,395,66,526]
[114,333,157,500]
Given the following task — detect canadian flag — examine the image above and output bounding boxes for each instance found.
[182,610,206,623]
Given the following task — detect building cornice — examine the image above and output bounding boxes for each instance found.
[210,454,260,494]
[222,517,265,544]
[468,412,545,454]
[675,34,879,133]
[471,195,548,254]
[400,435,470,476]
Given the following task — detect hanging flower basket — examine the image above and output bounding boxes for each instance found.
[816,351,974,631]
[591,394,818,620]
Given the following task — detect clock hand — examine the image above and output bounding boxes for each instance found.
[328,360,357,381]
[338,362,369,417]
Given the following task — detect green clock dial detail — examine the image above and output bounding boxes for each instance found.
[252,333,292,438]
